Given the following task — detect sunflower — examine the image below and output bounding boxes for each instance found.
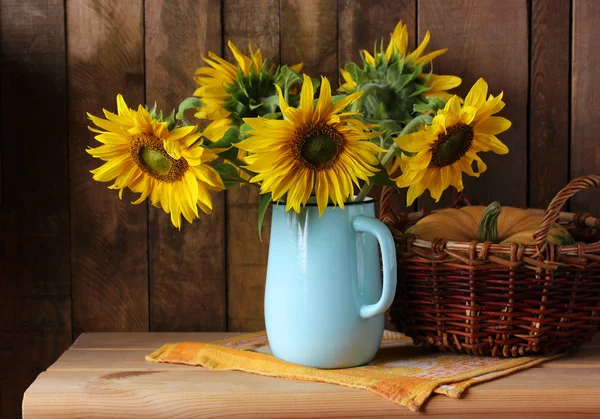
[87,94,224,228]
[362,20,446,67]
[392,78,510,205]
[194,40,302,143]
[194,41,263,122]
[339,20,461,101]
[237,75,385,215]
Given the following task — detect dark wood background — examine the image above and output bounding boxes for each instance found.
[0,0,598,417]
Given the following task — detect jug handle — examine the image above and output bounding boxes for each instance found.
[352,215,398,320]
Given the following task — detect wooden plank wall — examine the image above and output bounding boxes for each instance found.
[0,0,598,417]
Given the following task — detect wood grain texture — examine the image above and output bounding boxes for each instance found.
[417,0,529,209]
[51,343,600,372]
[223,0,280,332]
[67,0,149,333]
[22,333,600,418]
[281,0,338,82]
[72,332,242,349]
[338,0,417,215]
[529,0,571,209]
[144,0,226,332]
[0,1,71,417]
[571,0,600,214]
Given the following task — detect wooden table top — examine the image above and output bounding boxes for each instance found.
[23,333,600,418]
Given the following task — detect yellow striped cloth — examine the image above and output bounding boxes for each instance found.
[146,331,562,412]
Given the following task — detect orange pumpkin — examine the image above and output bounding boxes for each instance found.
[407,202,575,245]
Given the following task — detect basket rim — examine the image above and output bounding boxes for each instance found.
[388,208,600,256]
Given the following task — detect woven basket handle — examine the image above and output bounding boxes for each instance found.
[534,174,600,252]
[379,186,395,222]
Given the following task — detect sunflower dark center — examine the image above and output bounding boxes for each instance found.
[301,134,338,165]
[290,122,345,170]
[430,123,474,168]
[130,133,188,182]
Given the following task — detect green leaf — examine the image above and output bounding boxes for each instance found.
[310,76,321,92]
[373,102,386,120]
[370,164,396,187]
[258,192,272,241]
[176,97,202,125]
[274,65,303,93]
[223,97,249,116]
[344,62,363,88]
[377,119,403,136]
[261,94,280,114]
[215,163,244,189]
[147,102,158,119]
[261,112,282,120]
[409,83,433,98]
[239,122,254,138]
[208,127,242,162]
[248,98,262,111]
[386,60,404,87]
[413,97,446,113]
[221,126,242,144]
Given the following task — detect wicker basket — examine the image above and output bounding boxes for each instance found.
[380,175,600,357]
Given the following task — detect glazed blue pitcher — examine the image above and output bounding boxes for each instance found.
[264,198,397,368]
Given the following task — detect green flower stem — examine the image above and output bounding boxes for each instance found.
[354,114,433,202]
[354,179,375,202]
[380,115,432,167]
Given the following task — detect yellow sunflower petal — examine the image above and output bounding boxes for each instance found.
[166,125,197,143]
[464,78,488,108]
[476,116,512,135]
[394,130,431,153]
[362,50,376,66]
[393,166,426,188]
[315,172,329,216]
[474,133,509,154]
[402,150,432,170]
[415,48,447,66]
[407,30,431,62]
[227,40,250,74]
[202,119,231,142]
[423,169,444,202]
[315,76,332,120]
[90,153,132,182]
[425,74,462,91]
[406,182,426,206]
[448,164,464,191]
[116,94,134,119]
[466,151,488,174]
[460,105,478,125]
[299,74,315,117]
[330,91,362,116]
[474,94,506,124]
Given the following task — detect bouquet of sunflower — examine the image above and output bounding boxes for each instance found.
[86,20,510,232]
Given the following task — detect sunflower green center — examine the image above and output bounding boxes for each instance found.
[430,123,474,168]
[291,122,345,170]
[141,148,172,175]
[130,133,188,182]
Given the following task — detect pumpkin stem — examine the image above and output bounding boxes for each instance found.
[478,201,502,243]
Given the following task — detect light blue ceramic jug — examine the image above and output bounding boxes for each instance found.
[264,198,397,368]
